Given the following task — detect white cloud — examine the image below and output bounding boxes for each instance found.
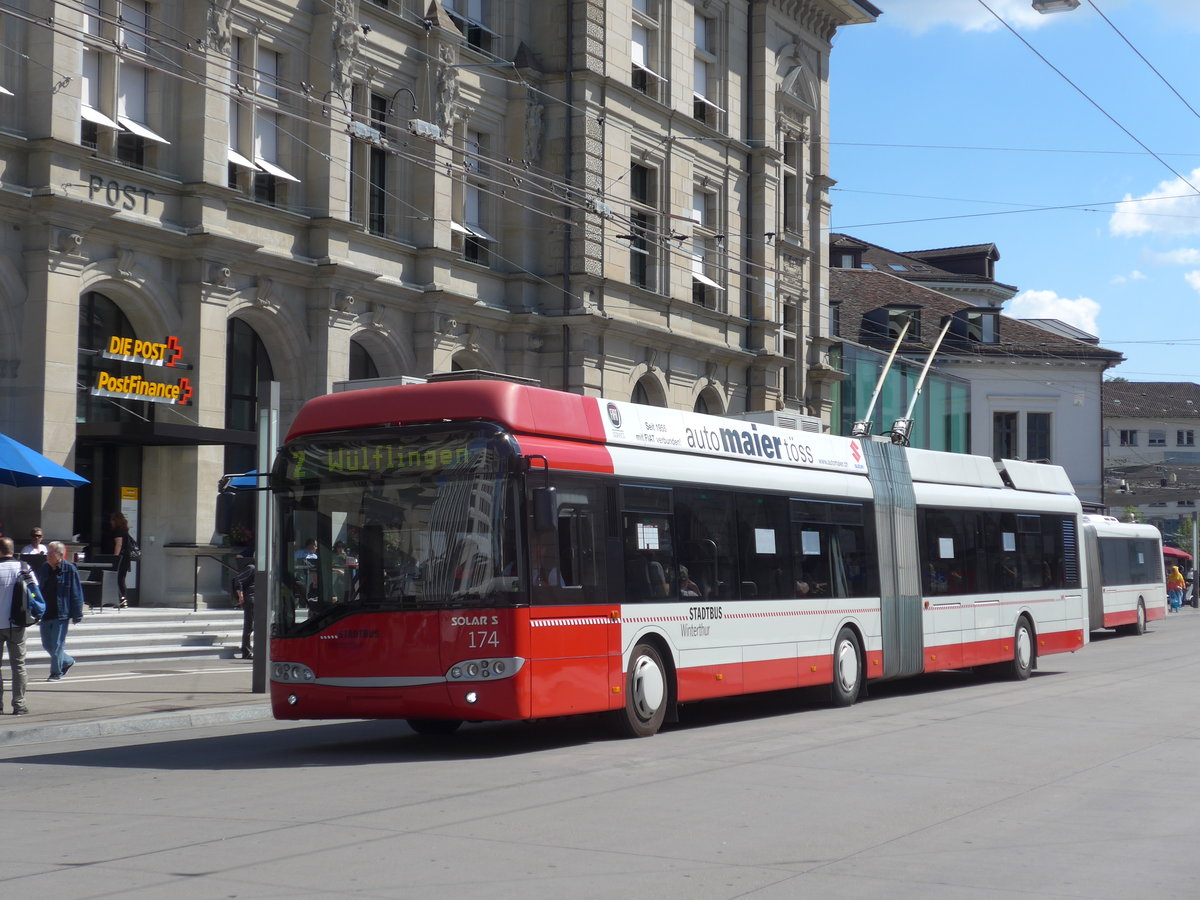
[1109,170,1200,236]
[879,0,1200,34]
[1185,271,1200,294]
[878,0,1061,33]
[1111,270,1147,284]
[1009,289,1101,335]
[1147,248,1200,265]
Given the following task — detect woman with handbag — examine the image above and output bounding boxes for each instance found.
[109,512,133,609]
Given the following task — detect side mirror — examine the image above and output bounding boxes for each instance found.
[532,486,557,532]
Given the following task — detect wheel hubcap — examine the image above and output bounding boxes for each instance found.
[1016,627,1032,669]
[632,656,665,719]
[837,640,859,692]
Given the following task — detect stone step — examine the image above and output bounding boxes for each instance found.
[25,608,248,665]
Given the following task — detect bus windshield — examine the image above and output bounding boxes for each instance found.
[272,424,522,636]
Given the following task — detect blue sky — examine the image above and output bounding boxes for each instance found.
[829,0,1200,382]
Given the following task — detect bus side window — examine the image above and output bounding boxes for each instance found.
[531,480,607,603]
[623,514,675,602]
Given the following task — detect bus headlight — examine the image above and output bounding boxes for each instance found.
[272,662,316,683]
[445,657,525,682]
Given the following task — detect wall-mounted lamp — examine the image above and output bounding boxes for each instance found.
[387,87,419,119]
[1031,0,1080,12]
[361,24,372,35]
[322,90,349,118]
[765,232,776,244]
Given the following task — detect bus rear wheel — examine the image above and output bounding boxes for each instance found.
[830,627,862,707]
[1133,600,1147,635]
[617,643,669,738]
[406,718,463,736]
[1008,618,1034,681]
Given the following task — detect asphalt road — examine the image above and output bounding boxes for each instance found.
[2,611,1199,899]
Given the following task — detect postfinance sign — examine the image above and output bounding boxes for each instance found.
[90,333,194,406]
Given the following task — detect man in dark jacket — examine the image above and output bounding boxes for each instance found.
[37,541,85,681]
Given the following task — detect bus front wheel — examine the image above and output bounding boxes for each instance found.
[830,627,862,707]
[407,718,463,736]
[618,643,669,738]
[1133,600,1147,635]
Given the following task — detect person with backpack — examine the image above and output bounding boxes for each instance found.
[0,537,30,715]
[36,541,85,681]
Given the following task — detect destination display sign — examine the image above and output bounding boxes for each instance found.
[285,434,496,481]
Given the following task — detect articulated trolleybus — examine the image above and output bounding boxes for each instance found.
[269,381,1087,737]
[1081,515,1166,635]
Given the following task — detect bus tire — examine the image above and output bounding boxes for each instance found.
[1133,600,1147,635]
[406,718,463,736]
[618,642,669,738]
[830,627,863,707]
[1008,617,1034,681]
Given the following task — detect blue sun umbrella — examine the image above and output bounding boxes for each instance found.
[0,433,89,488]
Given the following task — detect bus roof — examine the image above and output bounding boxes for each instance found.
[286,381,1077,492]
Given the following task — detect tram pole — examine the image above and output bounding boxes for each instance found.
[252,381,279,694]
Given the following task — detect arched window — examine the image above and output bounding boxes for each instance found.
[694,394,709,415]
[349,340,379,381]
[77,291,146,424]
[225,319,274,433]
[632,381,650,406]
[223,319,274,542]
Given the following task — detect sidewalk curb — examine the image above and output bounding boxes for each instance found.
[0,702,274,748]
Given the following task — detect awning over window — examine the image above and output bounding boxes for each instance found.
[81,104,121,129]
[117,115,170,144]
[253,157,301,183]
[227,148,261,170]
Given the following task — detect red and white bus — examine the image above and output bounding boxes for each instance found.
[269,380,1087,736]
[1081,515,1166,634]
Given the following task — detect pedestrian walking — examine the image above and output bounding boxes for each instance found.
[36,541,85,681]
[0,537,30,715]
[1167,565,1186,612]
[109,512,132,608]
[232,553,255,660]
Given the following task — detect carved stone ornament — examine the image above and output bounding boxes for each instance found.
[255,277,276,309]
[645,347,658,371]
[208,263,232,287]
[207,0,236,55]
[332,291,355,313]
[706,361,718,384]
[331,0,361,96]
[523,87,545,162]
[358,304,387,331]
[437,314,460,336]
[117,248,136,278]
[435,44,463,133]
[56,230,83,254]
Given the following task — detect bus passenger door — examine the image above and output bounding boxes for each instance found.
[526,477,615,718]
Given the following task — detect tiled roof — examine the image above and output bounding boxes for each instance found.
[830,268,1123,362]
[1102,381,1200,418]
[829,234,1017,291]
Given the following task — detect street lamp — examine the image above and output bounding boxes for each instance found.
[1032,0,1081,12]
